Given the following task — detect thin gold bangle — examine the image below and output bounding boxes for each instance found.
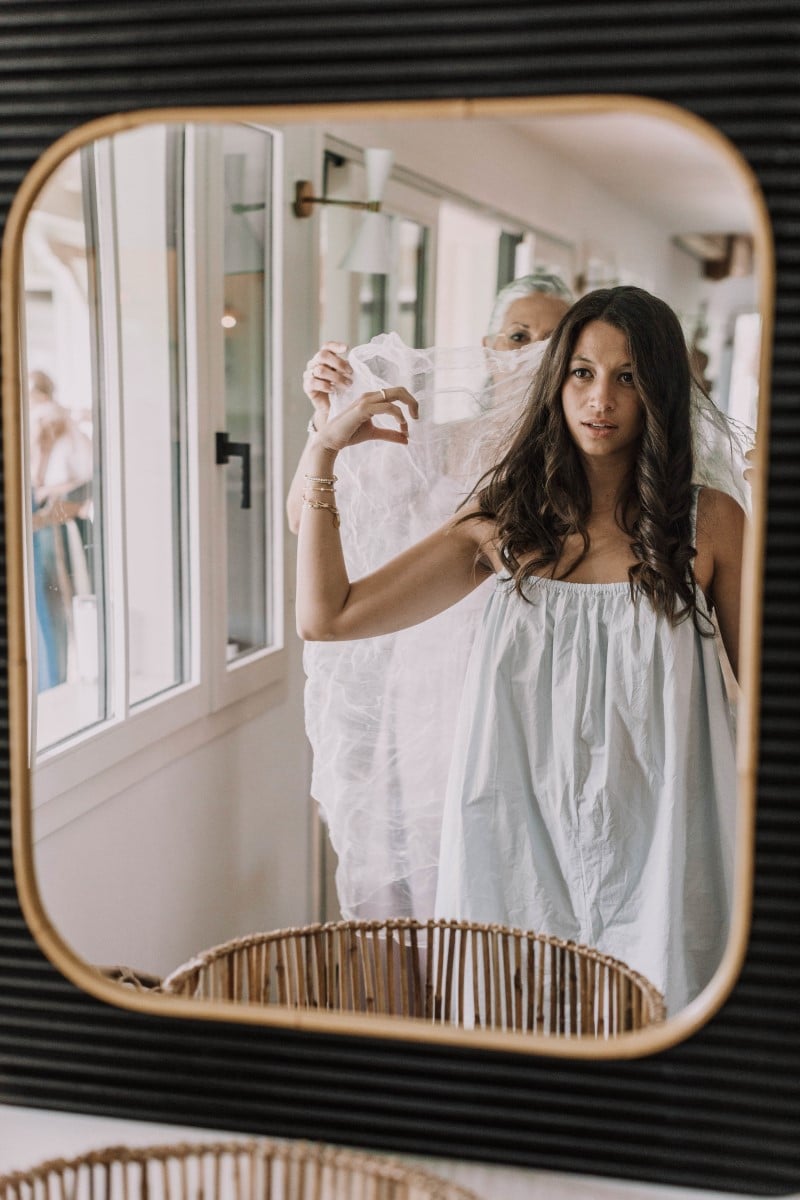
[302,499,341,528]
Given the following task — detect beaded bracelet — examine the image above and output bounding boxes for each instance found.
[305,473,337,486]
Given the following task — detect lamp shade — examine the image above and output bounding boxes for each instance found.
[364,147,394,202]
[339,210,393,274]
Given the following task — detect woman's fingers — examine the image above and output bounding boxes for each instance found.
[303,342,353,399]
[317,387,419,450]
[306,360,348,389]
[371,400,409,434]
[369,386,420,422]
[350,390,419,444]
[371,426,411,444]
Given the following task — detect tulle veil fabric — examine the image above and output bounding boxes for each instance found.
[302,333,754,922]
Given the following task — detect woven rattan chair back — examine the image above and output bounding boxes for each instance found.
[161,918,665,1035]
[0,1139,480,1200]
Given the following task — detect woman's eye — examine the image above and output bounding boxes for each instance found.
[571,367,591,379]
[507,331,530,345]
[619,372,635,386]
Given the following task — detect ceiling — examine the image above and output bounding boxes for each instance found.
[506,111,756,235]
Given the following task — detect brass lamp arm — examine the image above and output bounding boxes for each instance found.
[293,179,381,219]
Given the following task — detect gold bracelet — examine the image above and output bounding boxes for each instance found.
[303,499,341,528]
[305,473,337,485]
[303,484,335,494]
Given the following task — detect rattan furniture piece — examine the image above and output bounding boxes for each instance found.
[0,1139,480,1200]
[98,965,162,991]
[161,918,665,1036]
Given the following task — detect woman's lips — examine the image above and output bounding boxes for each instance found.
[582,421,617,437]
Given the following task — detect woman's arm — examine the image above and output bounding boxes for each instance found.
[286,342,353,534]
[701,487,745,681]
[296,387,493,641]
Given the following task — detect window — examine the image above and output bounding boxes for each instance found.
[22,122,283,800]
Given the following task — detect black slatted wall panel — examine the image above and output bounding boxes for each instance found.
[1,1,799,1194]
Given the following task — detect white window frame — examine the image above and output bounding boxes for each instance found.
[30,124,286,836]
[190,123,287,714]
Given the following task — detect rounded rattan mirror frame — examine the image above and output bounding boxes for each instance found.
[2,93,773,1062]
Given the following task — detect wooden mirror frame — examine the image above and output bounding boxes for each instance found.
[0,5,797,1195]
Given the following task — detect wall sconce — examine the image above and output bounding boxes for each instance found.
[294,148,394,275]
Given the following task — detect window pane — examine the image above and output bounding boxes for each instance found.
[394,218,428,347]
[112,125,189,705]
[496,230,523,293]
[221,125,272,661]
[23,149,106,752]
[357,273,387,343]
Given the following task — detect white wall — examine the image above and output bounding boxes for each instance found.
[34,670,314,978]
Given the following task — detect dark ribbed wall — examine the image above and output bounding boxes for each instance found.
[1,1,799,1194]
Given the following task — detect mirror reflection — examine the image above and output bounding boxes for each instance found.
[20,106,763,1041]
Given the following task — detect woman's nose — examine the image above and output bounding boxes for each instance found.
[588,377,614,410]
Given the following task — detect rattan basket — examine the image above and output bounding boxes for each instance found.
[161,918,665,1035]
[0,1139,480,1200]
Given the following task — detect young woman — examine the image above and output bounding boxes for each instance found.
[296,286,746,1014]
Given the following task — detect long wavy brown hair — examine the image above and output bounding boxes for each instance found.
[467,285,703,626]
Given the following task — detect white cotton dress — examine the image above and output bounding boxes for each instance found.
[434,501,738,1017]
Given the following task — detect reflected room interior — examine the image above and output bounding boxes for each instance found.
[17,105,765,1045]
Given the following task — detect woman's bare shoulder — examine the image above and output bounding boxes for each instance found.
[696,485,745,525]
[695,486,745,558]
[448,501,501,571]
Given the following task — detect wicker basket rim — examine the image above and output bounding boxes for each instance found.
[0,1138,482,1199]
[159,917,666,1021]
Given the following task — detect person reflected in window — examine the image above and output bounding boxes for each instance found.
[29,370,93,692]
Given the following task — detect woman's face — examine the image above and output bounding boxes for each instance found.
[561,320,644,463]
[484,293,570,350]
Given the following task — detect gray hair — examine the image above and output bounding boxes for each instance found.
[486,271,574,336]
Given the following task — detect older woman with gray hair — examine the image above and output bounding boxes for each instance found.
[482,270,573,350]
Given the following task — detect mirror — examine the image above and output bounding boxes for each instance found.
[7,98,770,1055]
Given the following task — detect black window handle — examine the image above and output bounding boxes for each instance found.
[215,431,251,510]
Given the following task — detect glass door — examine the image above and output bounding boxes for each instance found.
[219,125,273,664]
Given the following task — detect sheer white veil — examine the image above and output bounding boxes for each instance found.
[303,332,753,922]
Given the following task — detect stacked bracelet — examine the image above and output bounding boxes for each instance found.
[302,473,340,527]
[302,498,341,528]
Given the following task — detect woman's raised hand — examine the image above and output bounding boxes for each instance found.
[314,387,419,453]
[303,342,353,422]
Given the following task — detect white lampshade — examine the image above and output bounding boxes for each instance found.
[339,210,393,274]
[364,147,394,202]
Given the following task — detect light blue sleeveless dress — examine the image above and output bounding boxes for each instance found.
[434,493,737,1016]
